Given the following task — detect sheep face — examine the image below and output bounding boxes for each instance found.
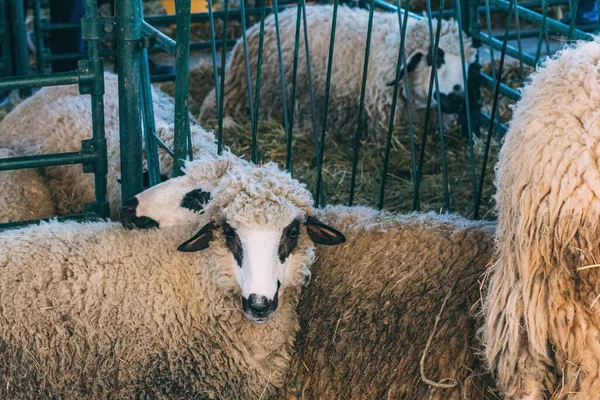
[123,159,346,323]
[389,19,476,117]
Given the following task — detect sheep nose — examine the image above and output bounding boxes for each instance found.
[247,294,271,314]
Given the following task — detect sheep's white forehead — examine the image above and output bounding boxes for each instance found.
[206,162,313,229]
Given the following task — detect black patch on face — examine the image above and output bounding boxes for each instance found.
[223,222,243,267]
[386,52,424,87]
[426,47,445,70]
[278,219,300,263]
[180,189,211,213]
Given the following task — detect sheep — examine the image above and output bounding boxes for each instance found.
[0,148,56,223]
[0,72,217,221]
[199,5,475,143]
[120,167,499,399]
[480,40,600,399]
[281,205,498,399]
[0,158,346,399]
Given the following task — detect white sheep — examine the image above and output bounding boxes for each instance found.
[199,5,475,143]
[0,148,56,223]
[0,72,217,221]
[481,40,600,399]
[120,164,499,399]
[0,158,346,399]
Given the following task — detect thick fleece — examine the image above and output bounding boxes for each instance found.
[282,206,498,399]
[0,72,216,221]
[481,39,600,399]
[0,162,320,399]
[0,148,56,223]
[200,6,475,143]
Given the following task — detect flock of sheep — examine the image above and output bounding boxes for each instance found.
[0,4,599,399]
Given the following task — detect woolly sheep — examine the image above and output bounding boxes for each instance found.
[0,159,346,399]
[200,5,476,143]
[0,148,56,223]
[121,166,498,398]
[481,40,600,399]
[281,206,497,399]
[0,72,217,221]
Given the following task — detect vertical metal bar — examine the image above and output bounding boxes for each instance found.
[454,0,479,216]
[568,0,578,40]
[251,0,268,163]
[474,0,515,219]
[116,0,144,200]
[348,0,375,206]
[315,0,339,207]
[240,0,255,153]
[173,0,192,176]
[217,0,230,155]
[412,2,447,211]
[33,0,45,74]
[207,0,221,139]
[514,2,525,85]
[11,0,31,96]
[379,0,412,209]
[286,2,303,174]
[272,0,291,168]
[301,0,321,187]
[484,0,497,80]
[139,0,161,187]
[84,0,108,217]
[535,0,550,65]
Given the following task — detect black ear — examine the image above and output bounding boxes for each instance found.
[177,222,218,252]
[305,216,346,246]
[386,51,424,87]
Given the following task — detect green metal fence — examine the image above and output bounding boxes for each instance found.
[0,0,597,230]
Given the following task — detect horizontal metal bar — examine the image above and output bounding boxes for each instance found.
[490,0,595,40]
[0,71,79,91]
[475,31,537,65]
[493,29,545,40]
[0,151,96,171]
[479,72,521,101]
[480,111,508,134]
[142,21,176,55]
[0,213,103,231]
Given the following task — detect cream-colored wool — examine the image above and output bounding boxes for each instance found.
[0,72,217,221]
[0,148,56,223]
[281,205,498,399]
[200,6,475,143]
[0,162,323,399]
[481,39,600,399]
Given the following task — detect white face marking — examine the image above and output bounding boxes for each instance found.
[234,227,284,301]
[134,176,204,227]
[435,53,467,95]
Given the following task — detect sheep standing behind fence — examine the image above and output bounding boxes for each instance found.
[481,40,600,399]
[0,72,217,221]
[200,5,475,143]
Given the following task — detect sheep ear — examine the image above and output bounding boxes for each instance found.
[386,50,424,87]
[305,216,346,246]
[178,222,218,252]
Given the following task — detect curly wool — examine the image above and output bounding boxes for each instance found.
[0,148,56,223]
[0,72,217,221]
[480,39,600,399]
[203,161,314,230]
[200,6,475,143]
[281,205,497,399]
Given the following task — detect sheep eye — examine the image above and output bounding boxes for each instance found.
[288,226,299,238]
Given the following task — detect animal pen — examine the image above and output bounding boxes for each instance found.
[0,0,594,230]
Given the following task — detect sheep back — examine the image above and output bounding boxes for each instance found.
[282,206,497,399]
